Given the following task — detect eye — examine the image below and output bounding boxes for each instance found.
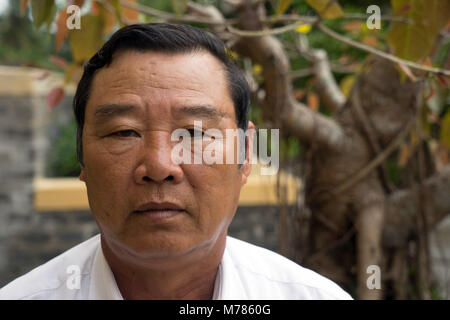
[111,130,139,138]
[187,129,205,138]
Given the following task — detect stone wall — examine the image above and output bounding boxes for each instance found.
[0,205,282,287]
[0,95,35,286]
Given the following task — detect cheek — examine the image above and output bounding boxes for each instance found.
[183,164,242,224]
[82,140,137,219]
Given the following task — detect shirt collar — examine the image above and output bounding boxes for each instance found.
[88,244,124,300]
[215,238,248,300]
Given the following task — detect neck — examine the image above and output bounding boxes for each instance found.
[101,235,226,300]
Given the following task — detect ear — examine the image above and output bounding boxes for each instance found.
[241,121,255,185]
[79,167,86,182]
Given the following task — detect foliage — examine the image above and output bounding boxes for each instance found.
[45,119,80,177]
[387,0,450,62]
[3,0,447,180]
[1,0,446,180]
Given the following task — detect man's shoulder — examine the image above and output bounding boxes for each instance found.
[225,236,353,299]
[0,235,100,300]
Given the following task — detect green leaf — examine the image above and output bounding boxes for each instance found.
[170,0,188,17]
[30,0,56,28]
[305,0,343,19]
[68,14,104,62]
[387,0,450,62]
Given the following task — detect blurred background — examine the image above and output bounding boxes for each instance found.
[0,0,449,299]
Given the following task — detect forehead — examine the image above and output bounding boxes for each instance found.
[87,50,234,119]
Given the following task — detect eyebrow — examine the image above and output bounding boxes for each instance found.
[93,104,140,119]
[176,105,227,120]
[92,104,228,122]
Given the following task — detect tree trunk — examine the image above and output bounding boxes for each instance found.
[301,57,421,299]
[197,0,450,299]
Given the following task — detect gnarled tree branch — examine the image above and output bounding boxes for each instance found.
[232,19,346,150]
[384,164,450,247]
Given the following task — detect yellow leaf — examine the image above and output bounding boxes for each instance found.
[253,64,263,76]
[226,49,238,60]
[274,0,292,20]
[105,0,124,27]
[306,0,343,19]
[171,0,188,16]
[441,111,450,148]
[30,0,56,28]
[340,75,355,97]
[98,3,117,35]
[69,14,103,62]
[387,0,450,62]
[295,23,312,34]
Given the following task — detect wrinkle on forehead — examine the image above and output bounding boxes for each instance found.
[92,52,227,100]
[86,50,235,122]
[105,50,224,85]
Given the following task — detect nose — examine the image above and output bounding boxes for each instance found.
[133,131,184,184]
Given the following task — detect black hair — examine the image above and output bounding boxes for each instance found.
[73,23,250,166]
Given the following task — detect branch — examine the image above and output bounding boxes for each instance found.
[349,79,393,193]
[355,196,384,300]
[309,49,346,111]
[384,164,450,247]
[290,64,358,79]
[294,34,345,111]
[284,98,347,151]
[118,0,233,25]
[331,116,416,197]
[227,20,315,37]
[341,13,410,23]
[316,22,450,76]
[233,33,346,151]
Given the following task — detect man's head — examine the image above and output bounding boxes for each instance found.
[73,23,252,266]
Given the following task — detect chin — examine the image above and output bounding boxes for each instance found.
[118,232,205,259]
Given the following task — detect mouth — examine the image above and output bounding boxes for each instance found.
[132,202,186,223]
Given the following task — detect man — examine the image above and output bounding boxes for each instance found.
[0,23,352,300]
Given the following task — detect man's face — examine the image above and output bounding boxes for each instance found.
[80,50,252,262]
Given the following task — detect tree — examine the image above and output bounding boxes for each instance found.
[20,0,450,299]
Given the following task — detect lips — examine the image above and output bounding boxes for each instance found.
[133,202,185,213]
[132,202,186,224]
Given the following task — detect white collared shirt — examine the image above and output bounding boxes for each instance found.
[0,235,352,299]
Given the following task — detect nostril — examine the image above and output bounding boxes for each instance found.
[141,175,174,182]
